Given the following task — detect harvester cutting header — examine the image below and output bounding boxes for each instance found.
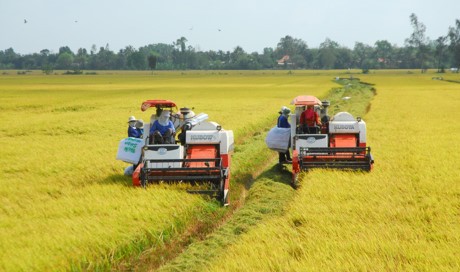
[117,99,234,206]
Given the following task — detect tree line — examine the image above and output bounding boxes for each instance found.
[1,14,459,73]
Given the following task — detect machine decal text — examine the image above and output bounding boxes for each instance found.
[191,135,216,141]
[333,124,355,130]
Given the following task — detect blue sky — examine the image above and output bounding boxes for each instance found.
[1,0,459,54]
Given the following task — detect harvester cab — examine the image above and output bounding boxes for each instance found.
[290,95,374,184]
[117,99,234,206]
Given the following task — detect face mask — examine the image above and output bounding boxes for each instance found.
[158,111,170,126]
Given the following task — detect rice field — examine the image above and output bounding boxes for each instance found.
[2,70,459,271]
[0,70,337,271]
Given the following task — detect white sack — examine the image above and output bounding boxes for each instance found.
[265,126,290,152]
[116,137,143,164]
[124,165,134,176]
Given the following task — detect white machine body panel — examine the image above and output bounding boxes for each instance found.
[358,120,367,144]
[144,144,184,168]
[295,134,329,152]
[329,121,360,134]
[191,120,219,131]
[186,130,234,154]
[329,112,360,134]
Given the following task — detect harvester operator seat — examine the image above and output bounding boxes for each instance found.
[302,125,320,134]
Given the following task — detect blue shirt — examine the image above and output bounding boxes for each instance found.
[277,115,290,128]
[150,120,175,135]
[136,128,144,138]
[128,126,140,138]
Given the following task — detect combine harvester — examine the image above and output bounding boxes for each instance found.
[117,100,234,206]
[289,95,374,185]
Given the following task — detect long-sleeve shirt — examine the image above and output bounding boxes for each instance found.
[277,115,290,128]
[300,108,321,126]
[128,126,140,138]
[150,120,175,135]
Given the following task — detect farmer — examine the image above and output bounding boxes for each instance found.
[300,105,322,133]
[278,106,292,164]
[149,110,175,144]
[149,107,163,128]
[127,116,140,138]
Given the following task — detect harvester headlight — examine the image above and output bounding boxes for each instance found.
[216,125,222,131]
[357,117,362,122]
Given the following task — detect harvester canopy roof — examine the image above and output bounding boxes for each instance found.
[141,100,178,111]
[290,95,322,106]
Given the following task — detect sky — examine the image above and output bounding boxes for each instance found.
[1,0,459,54]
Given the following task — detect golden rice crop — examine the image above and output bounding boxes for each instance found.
[0,70,338,271]
[203,71,460,271]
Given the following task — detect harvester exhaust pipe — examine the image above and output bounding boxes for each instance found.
[183,113,209,131]
[320,100,330,121]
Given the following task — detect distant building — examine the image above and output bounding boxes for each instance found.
[277,55,292,66]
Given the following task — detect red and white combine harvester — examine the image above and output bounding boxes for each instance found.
[289,95,374,184]
[117,100,234,206]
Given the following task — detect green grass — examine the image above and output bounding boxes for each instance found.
[323,77,376,117]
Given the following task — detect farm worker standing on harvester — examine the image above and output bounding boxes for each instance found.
[278,106,292,164]
[300,105,322,133]
[149,110,175,144]
[127,116,140,138]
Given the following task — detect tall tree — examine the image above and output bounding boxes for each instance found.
[335,47,353,69]
[75,48,88,69]
[259,47,275,68]
[229,46,246,68]
[276,35,309,68]
[175,37,188,52]
[406,13,430,72]
[374,40,394,68]
[448,19,460,72]
[59,46,73,55]
[434,36,448,72]
[1,48,20,68]
[318,38,339,69]
[353,42,374,70]
[173,37,188,69]
[148,54,157,71]
[56,52,73,69]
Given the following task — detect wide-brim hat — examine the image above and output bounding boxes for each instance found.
[280,106,290,114]
[135,119,144,128]
[127,116,137,122]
